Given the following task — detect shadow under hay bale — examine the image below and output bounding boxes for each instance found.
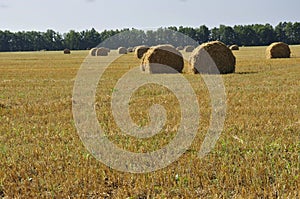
[230,45,239,50]
[141,45,184,74]
[266,42,291,59]
[189,41,236,74]
[64,49,71,54]
[135,46,150,59]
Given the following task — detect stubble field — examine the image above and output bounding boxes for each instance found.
[0,46,299,198]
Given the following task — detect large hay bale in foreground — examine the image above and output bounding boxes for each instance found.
[96,47,109,56]
[141,45,184,74]
[89,48,98,56]
[184,45,195,52]
[135,46,150,59]
[118,47,127,54]
[189,41,236,74]
[64,49,71,54]
[266,42,291,59]
[230,45,239,50]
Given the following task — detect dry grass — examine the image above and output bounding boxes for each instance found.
[0,46,299,198]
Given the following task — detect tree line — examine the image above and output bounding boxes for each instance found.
[0,22,300,52]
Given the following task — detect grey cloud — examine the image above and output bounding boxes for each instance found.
[0,4,8,8]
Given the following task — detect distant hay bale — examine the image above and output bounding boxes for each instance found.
[127,47,134,52]
[189,41,236,74]
[141,44,184,74]
[266,42,291,59]
[184,45,195,52]
[230,45,239,50]
[135,46,150,59]
[64,49,71,54]
[96,47,109,56]
[103,47,110,52]
[118,47,127,54]
[176,46,184,51]
[89,48,98,56]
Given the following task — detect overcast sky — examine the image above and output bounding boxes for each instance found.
[0,0,299,33]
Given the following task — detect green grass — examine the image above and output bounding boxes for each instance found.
[0,47,299,198]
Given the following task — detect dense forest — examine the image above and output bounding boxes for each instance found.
[0,22,300,52]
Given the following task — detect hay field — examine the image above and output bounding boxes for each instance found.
[0,46,299,198]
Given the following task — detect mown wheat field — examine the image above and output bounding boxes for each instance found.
[0,46,299,198]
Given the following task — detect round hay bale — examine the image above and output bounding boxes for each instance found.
[127,47,134,53]
[230,45,239,50]
[184,45,195,52]
[266,42,291,59]
[96,47,109,56]
[141,45,184,74]
[135,46,150,59]
[176,46,184,51]
[103,47,110,52]
[133,45,148,51]
[89,48,98,56]
[64,49,71,54]
[118,47,127,54]
[189,41,236,74]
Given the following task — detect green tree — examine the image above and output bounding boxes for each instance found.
[195,25,209,44]
[219,25,236,45]
[0,30,13,51]
[252,24,276,45]
[209,27,220,41]
[292,22,300,44]
[64,30,82,50]
[275,22,288,43]
[80,28,101,49]
[234,25,257,46]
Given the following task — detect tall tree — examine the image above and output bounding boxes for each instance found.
[64,30,82,50]
[219,25,236,45]
[195,25,209,44]
[275,22,288,43]
[292,22,300,44]
[209,27,220,41]
[80,28,101,49]
[0,30,13,51]
[252,24,276,45]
